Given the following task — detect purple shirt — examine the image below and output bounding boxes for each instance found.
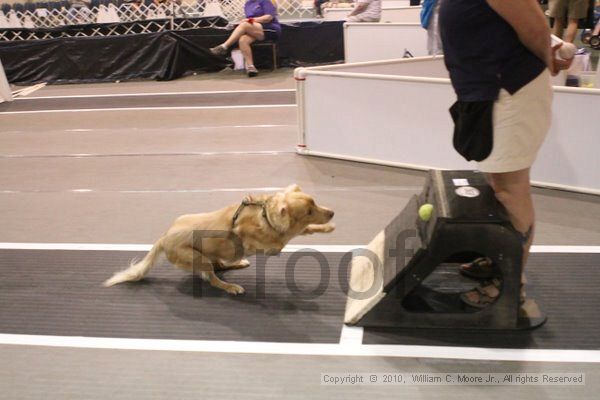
[244,0,281,36]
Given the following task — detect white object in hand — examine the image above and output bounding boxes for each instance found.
[550,34,577,59]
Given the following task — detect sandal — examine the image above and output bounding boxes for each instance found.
[460,278,502,309]
[460,257,494,280]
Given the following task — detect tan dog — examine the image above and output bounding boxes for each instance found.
[103,185,335,294]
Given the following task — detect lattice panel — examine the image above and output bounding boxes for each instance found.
[0,0,317,41]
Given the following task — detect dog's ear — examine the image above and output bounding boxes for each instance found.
[284,184,302,193]
[267,195,291,233]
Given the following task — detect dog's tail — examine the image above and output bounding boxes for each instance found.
[103,238,164,287]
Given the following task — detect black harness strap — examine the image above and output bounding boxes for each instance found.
[231,197,276,231]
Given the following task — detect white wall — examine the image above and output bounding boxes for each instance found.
[344,23,429,63]
[297,57,600,195]
[324,6,421,22]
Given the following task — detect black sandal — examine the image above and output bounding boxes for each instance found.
[460,257,494,280]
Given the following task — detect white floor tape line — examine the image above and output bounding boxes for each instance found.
[0,124,295,135]
[17,89,296,100]
[339,325,364,346]
[0,243,599,253]
[0,150,295,159]
[0,333,599,363]
[0,104,296,115]
[0,186,424,195]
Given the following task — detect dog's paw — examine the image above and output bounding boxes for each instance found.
[220,259,251,269]
[225,283,245,295]
[321,223,336,233]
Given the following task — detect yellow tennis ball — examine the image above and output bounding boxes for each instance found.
[418,203,434,221]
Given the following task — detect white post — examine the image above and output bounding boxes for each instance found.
[0,58,12,103]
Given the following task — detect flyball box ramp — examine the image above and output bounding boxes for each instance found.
[344,170,546,330]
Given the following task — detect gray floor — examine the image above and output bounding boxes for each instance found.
[2,69,600,399]
[2,345,598,400]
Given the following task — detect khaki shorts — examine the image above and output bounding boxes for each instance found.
[478,70,553,173]
[549,0,589,21]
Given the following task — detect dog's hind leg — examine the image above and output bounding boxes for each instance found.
[172,246,245,295]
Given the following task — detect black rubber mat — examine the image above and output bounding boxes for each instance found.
[1,250,599,349]
[0,249,345,343]
[0,91,295,112]
[364,253,600,349]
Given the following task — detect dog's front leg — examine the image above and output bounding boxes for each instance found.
[202,268,245,295]
[185,248,245,295]
[302,223,336,235]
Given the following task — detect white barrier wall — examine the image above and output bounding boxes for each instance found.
[324,6,421,22]
[295,57,600,195]
[344,23,428,63]
[0,59,12,103]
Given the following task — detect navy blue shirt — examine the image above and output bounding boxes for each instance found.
[439,0,545,102]
[244,0,281,36]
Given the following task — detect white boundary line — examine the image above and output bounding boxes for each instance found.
[339,325,365,346]
[0,243,599,253]
[17,89,296,100]
[0,150,294,159]
[1,333,599,363]
[0,104,296,115]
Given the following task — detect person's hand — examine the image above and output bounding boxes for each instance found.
[548,43,574,76]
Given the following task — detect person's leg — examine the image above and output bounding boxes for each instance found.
[553,17,566,38]
[564,18,580,42]
[487,168,535,266]
[239,34,257,68]
[222,22,265,49]
[549,0,568,38]
[461,168,534,306]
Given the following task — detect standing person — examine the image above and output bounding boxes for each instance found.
[421,0,442,55]
[347,0,381,22]
[549,0,591,43]
[438,0,572,307]
[210,0,281,77]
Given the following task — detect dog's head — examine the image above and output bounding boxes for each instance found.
[266,184,334,233]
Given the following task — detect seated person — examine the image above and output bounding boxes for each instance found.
[314,0,327,17]
[347,0,381,22]
[210,0,281,77]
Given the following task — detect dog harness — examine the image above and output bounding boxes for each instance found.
[231,197,279,233]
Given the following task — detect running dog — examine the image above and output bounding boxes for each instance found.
[103,184,335,294]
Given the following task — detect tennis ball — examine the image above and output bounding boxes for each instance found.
[418,203,434,222]
[558,42,577,60]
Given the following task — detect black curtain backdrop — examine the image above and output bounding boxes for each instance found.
[0,19,344,84]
